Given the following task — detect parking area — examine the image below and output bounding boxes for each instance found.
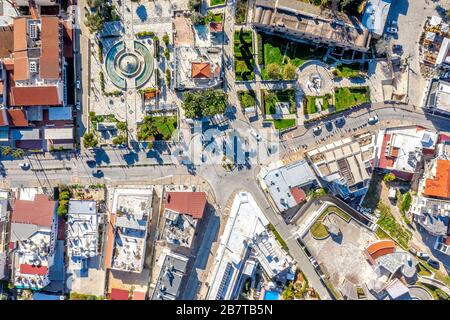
[302,216,379,291]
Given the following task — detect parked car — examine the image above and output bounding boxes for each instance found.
[368,115,379,124]
[92,169,103,177]
[75,101,81,110]
[19,163,30,170]
[76,80,81,90]
[313,126,322,135]
[249,129,262,142]
[427,258,440,269]
[335,117,345,125]
[387,27,398,34]
[86,160,96,168]
[417,251,430,260]
[392,44,403,55]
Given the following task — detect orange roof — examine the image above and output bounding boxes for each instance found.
[165,192,207,219]
[11,194,56,228]
[110,288,129,300]
[132,291,146,300]
[191,62,211,79]
[0,80,3,93]
[0,110,8,126]
[40,16,61,80]
[390,147,399,158]
[19,264,48,275]
[8,109,28,127]
[13,18,27,52]
[366,240,395,261]
[13,51,29,81]
[424,159,450,199]
[10,86,61,106]
[3,58,14,70]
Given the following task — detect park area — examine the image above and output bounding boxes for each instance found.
[262,89,296,115]
[137,116,177,141]
[333,62,368,79]
[304,95,332,115]
[237,90,256,109]
[334,86,370,111]
[260,33,327,80]
[234,30,255,81]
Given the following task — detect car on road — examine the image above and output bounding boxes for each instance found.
[75,101,81,110]
[19,163,30,170]
[417,252,429,260]
[76,80,81,90]
[387,27,398,34]
[368,115,379,124]
[86,160,96,168]
[249,129,262,142]
[335,117,345,126]
[199,153,205,162]
[427,258,440,269]
[92,169,103,178]
[313,126,322,135]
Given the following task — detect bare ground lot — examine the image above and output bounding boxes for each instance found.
[302,217,378,292]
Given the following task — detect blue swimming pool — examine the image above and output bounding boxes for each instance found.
[264,291,279,300]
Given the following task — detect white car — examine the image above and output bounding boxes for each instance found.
[76,80,81,89]
[313,126,322,134]
[75,101,81,110]
[368,115,379,124]
[417,252,430,260]
[249,129,262,142]
[387,27,398,34]
[19,163,30,170]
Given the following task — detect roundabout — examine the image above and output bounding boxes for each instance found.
[105,40,154,89]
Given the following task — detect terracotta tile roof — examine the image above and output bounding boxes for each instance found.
[10,86,61,106]
[0,109,8,126]
[3,58,14,70]
[19,264,48,276]
[191,62,211,79]
[11,194,56,228]
[132,290,146,300]
[0,25,14,58]
[210,22,223,32]
[165,192,207,219]
[40,16,61,80]
[290,187,306,204]
[366,240,395,261]
[390,147,399,158]
[0,80,3,92]
[13,18,27,53]
[377,134,394,169]
[110,288,129,300]
[8,109,28,127]
[424,159,450,199]
[13,51,29,81]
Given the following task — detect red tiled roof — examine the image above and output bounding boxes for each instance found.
[13,18,27,52]
[210,22,223,32]
[0,109,8,126]
[103,213,116,269]
[366,240,395,261]
[40,17,61,80]
[290,187,306,204]
[110,288,129,300]
[10,86,61,106]
[11,194,56,228]
[377,134,394,169]
[19,264,48,276]
[424,159,450,199]
[132,291,146,300]
[165,192,207,219]
[8,109,28,127]
[191,62,211,79]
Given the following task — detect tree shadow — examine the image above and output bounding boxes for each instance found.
[93,149,110,164]
[136,5,148,22]
[123,151,139,165]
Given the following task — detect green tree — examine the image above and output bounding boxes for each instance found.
[83,132,98,148]
[383,172,396,183]
[283,63,297,80]
[188,0,201,11]
[112,135,127,146]
[162,33,170,46]
[57,200,68,216]
[182,89,226,119]
[204,11,215,24]
[116,121,127,131]
[266,63,282,80]
[85,12,105,33]
[1,146,11,156]
[11,149,24,159]
[400,192,412,214]
[191,11,204,25]
[164,47,170,60]
[282,283,294,300]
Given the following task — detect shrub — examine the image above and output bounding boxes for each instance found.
[165,69,171,86]
[162,33,169,46]
[116,122,127,131]
[383,172,396,182]
[135,31,154,38]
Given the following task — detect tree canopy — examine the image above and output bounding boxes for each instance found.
[182,89,227,119]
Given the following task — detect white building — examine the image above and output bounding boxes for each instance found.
[206,192,294,300]
[362,0,393,38]
[66,200,99,271]
[109,188,152,273]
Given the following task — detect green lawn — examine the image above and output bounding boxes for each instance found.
[334,86,370,111]
[210,0,225,6]
[237,90,256,109]
[324,206,351,222]
[304,95,331,115]
[153,116,177,140]
[376,202,412,249]
[270,119,296,130]
[263,89,296,115]
[260,34,327,80]
[234,30,255,81]
[334,63,366,78]
[310,206,351,239]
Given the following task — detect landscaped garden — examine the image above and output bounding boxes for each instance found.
[310,206,351,239]
[237,90,256,109]
[137,116,177,141]
[260,33,327,80]
[304,95,331,115]
[270,119,296,130]
[262,89,296,115]
[333,62,368,79]
[234,30,255,81]
[334,86,370,111]
[182,89,227,118]
[235,0,249,24]
[376,202,412,249]
[210,0,225,6]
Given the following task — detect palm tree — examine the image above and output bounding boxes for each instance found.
[11,148,24,159]
[1,146,11,156]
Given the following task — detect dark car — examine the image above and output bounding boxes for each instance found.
[86,160,96,168]
[392,44,403,55]
[92,169,104,178]
[427,258,440,269]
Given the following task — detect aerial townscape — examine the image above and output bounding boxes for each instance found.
[1,0,450,303]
